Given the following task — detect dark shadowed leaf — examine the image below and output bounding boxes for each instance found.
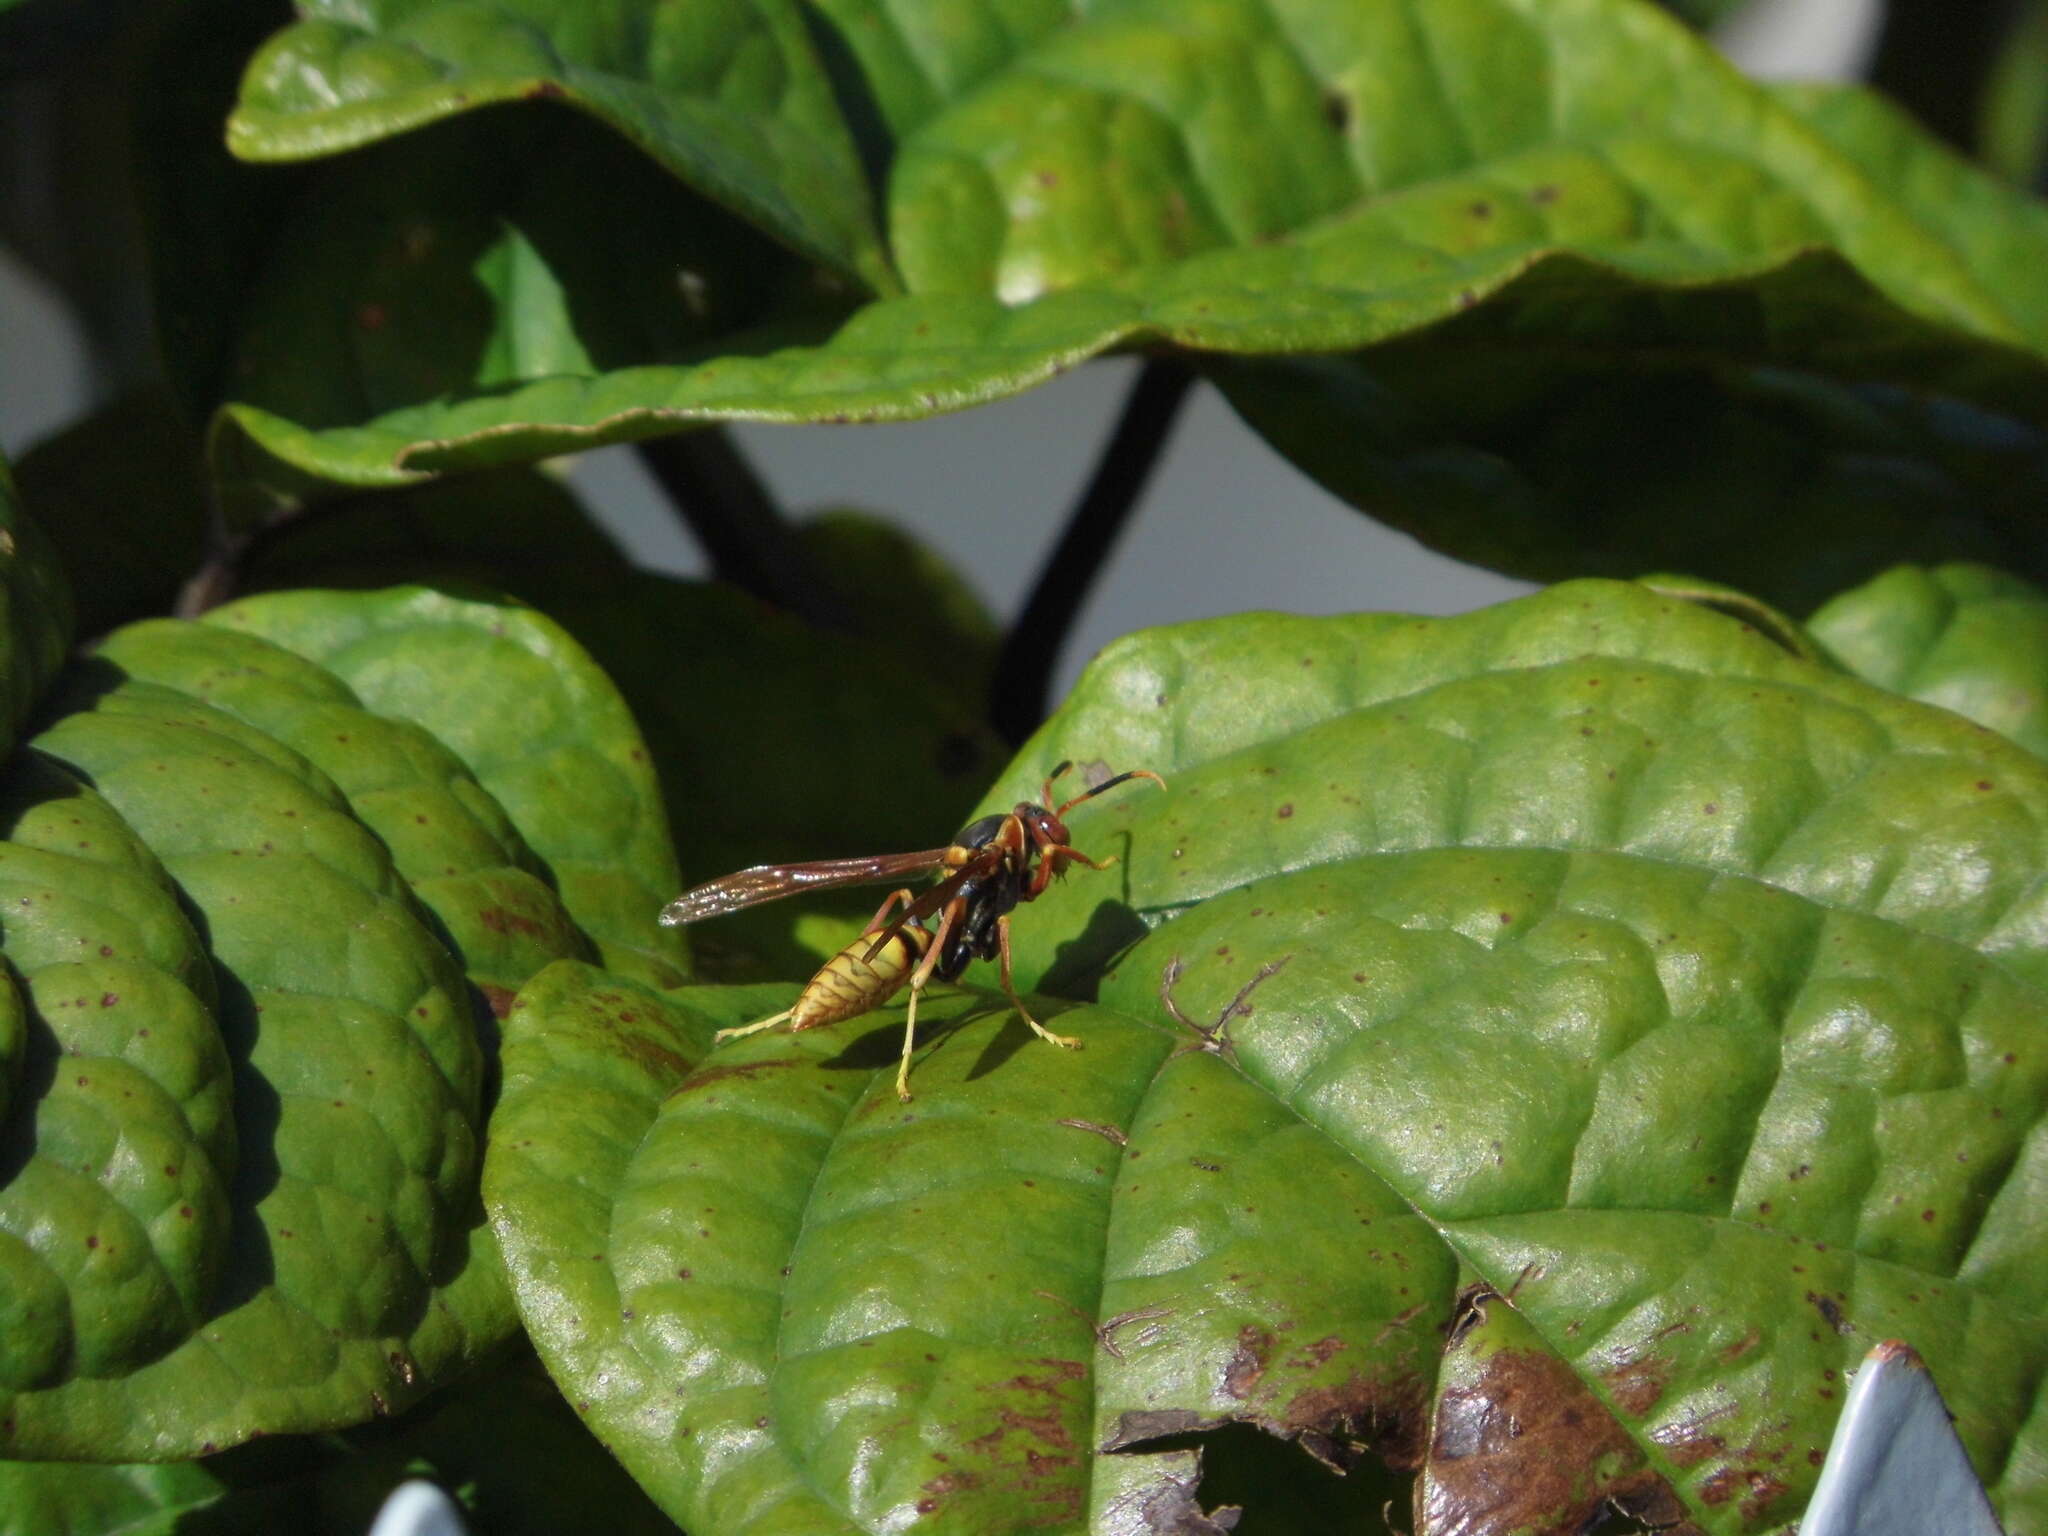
[0,460,75,749]
[12,390,210,640]
[1980,0,2048,190]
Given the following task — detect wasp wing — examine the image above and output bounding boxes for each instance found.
[857,856,995,961]
[660,848,950,926]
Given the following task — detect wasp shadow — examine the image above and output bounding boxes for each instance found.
[1036,897,1154,1002]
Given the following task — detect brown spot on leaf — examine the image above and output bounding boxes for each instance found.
[1223,1326,1272,1399]
[677,1056,801,1092]
[480,906,544,936]
[1602,1350,1672,1417]
[1425,1344,1692,1536]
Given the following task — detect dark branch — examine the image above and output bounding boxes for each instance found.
[636,427,854,630]
[991,357,1196,745]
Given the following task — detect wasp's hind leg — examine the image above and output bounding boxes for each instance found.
[998,913,1081,1051]
[715,1007,795,1043]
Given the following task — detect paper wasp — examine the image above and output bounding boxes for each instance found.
[659,762,1164,1098]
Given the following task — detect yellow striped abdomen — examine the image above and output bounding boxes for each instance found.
[788,924,934,1031]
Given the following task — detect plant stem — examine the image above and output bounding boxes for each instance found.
[990,357,1196,745]
[636,427,854,630]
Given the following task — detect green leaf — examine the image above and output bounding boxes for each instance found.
[1634,572,1823,664]
[981,578,2048,995]
[214,105,822,498]
[214,0,2048,602]
[1773,82,2048,347]
[6,687,496,1458]
[228,0,890,293]
[206,586,689,987]
[91,619,596,1015]
[0,1458,248,1536]
[1213,275,2048,615]
[0,752,233,1394]
[794,509,1002,715]
[1807,564,2048,760]
[1981,0,2048,190]
[488,579,2048,1533]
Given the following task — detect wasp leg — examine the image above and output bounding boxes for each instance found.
[896,897,960,1101]
[999,913,1081,1051]
[1027,842,1117,899]
[863,887,919,932]
[715,1008,795,1043]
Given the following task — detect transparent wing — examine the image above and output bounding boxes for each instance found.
[659,848,950,926]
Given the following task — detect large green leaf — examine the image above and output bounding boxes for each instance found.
[6,687,494,1458]
[493,578,2048,1534]
[91,619,595,1015]
[1807,564,2048,761]
[215,0,2048,595]
[206,586,689,987]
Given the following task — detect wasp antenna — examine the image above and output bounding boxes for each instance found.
[1055,766,1166,817]
[1037,760,1076,805]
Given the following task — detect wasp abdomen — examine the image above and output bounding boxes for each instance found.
[788,925,934,1031]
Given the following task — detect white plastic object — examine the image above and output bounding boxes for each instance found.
[366,1479,470,1536]
[1803,1341,2006,1536]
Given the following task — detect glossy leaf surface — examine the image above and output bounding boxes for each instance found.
[92,619,594,1015]
[0,540,673,1452]
[493,579,2048,1534]
[217,1,2048,596]
[207,586,689,986]
[8,688,488,1458]
[1807,564,2048,761]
